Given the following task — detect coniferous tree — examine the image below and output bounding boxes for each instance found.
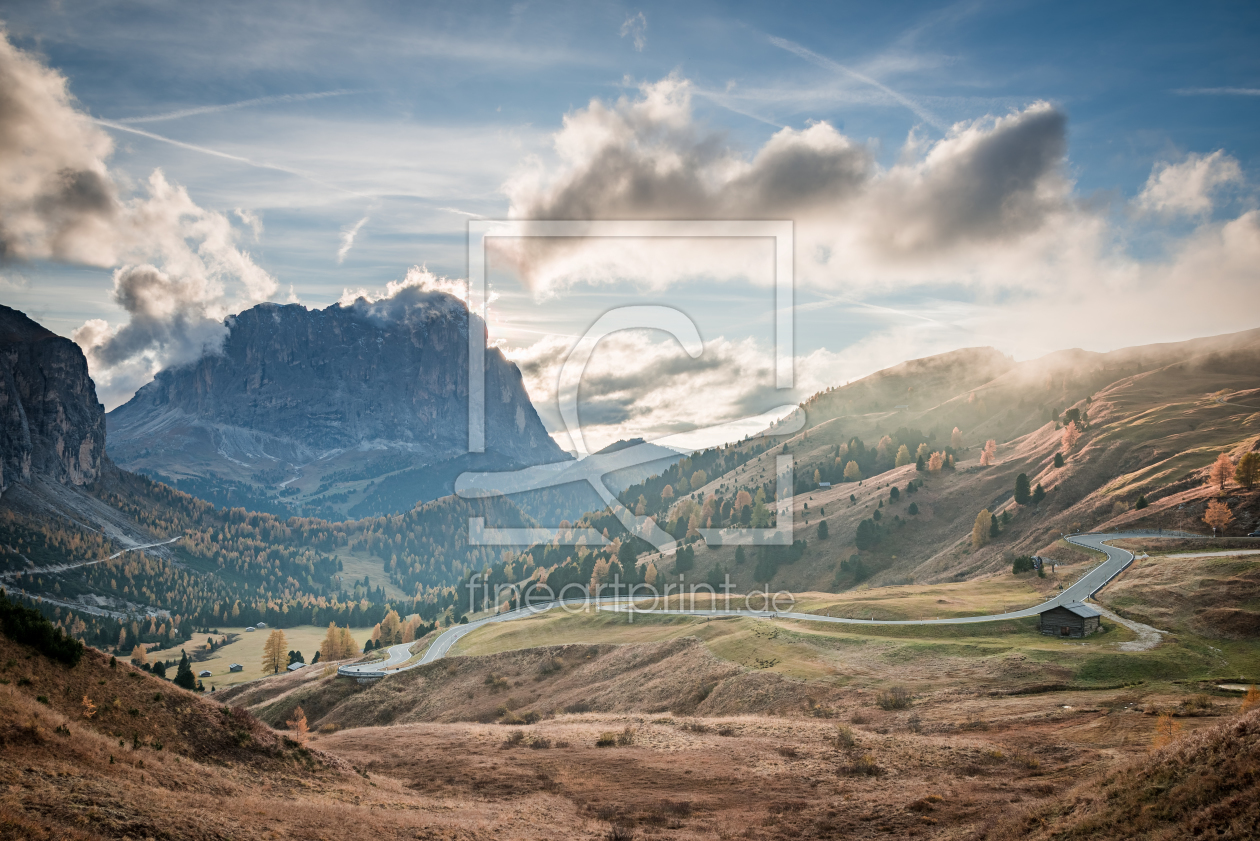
[1033,483,1046,504]
[817,520,829,540]
[1014,473,1032,505]
[1134,494,1148,510]
[174,651,196,690]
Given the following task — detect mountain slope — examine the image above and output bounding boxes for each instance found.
[106,289,567,518]
[0,305,105,493]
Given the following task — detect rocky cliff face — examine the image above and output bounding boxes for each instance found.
[0,305,105,491]
[105,288,566,516]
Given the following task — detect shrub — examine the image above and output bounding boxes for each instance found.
[596,732,618,747]
[841,753,884,776]
[617,726,636,746]
[831,725,856,749]
[875,686,913,710]
[502,729,526,748]
[1012,556,1035,575]
[907,713,923,733]
[776,745,798,758]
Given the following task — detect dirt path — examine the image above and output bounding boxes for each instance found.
[1091,603,1165,652]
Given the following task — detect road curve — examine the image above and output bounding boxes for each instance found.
[339,530,1176,679]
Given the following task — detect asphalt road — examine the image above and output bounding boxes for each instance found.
[338,530,1178,679]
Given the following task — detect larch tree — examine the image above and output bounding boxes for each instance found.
[916,443,932,460]
[130,643,147,666]
[927,452,945,473]
[951,427,963,449]
[1203,499,1234,536]
[980,439,997,466]
[380,609,402,645]
[286,706,309,744]
[660,485,674,503]
[1061,420,1081,451]
[844,461,863,482]
[262,628,288,674]
[971,509,993,549]
[691,469,707,490]
[1208,452,1234,492]
[1235,452,1260,490]
[895,444,912,467]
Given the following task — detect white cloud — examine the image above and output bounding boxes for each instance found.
[620,12,647,52]
[499,76,1078,294]
[336,215,369,263]
[0,27,277,407]
[338,264,470,307]
[1136,150,1243,217]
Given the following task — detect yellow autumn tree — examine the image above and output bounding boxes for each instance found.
[1235,452,1260,490]
[971,509,992,549]
[1208,452,1234,492]
[379,609,402,645]
[895,444,912,467]
[1203,500,1234,535]
[1151,712,1182,750]
[262,628,288,674]
[843,461,862,482]
[337,626,358,658]
[690,469,707,490]
[915,443,931,460]
[644,562,658,586]
[1061,420,1081,451]
[928,452,945,473]
[319,622,356,662]
[980,439,997,466]
[130,643,147,666]
[286,706,309,744]
[1239,685,1260,715]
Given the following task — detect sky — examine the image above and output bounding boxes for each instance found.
[1,0,1258,452]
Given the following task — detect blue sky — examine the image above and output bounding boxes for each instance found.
[1,1,1258,447]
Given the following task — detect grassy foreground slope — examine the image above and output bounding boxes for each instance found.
[978,705,1260,841]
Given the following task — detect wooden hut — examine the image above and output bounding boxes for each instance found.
[1038,602,1102,637]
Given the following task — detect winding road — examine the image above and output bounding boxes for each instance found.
[337,531,1178,680]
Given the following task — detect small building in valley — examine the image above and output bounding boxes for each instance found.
[1039,602,1102,637]
[287,662,306,671]
[198,669,213,678]
[228,663,243,672]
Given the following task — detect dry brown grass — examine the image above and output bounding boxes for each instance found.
[973,706,1260,840]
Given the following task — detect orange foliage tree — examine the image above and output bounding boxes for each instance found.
[980,439,997,466]
[1241,685,1260,715]
[1151,712,1182,750]
[1208,452,1234,492]
[1203,500,1234,535]
[286,706,309,744]
[927,452,945,473]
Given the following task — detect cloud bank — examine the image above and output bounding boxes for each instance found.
[493,75,1260,448]
[0,27,275,408]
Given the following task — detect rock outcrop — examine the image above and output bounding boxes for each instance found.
[0,305,105,491]
[105,287,565,515]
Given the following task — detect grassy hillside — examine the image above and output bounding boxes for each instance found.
[978,705,1260,841]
